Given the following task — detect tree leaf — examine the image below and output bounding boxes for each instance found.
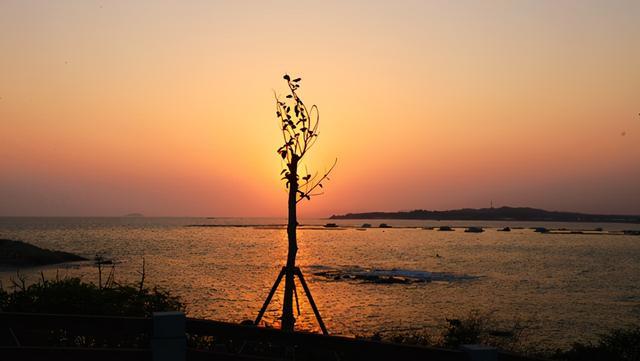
[283,74,290,81]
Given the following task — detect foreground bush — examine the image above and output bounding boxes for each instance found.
[0,272,184,348]
[552,326,640,361]
[366,311,640,360]
[0,275,183,317]
[365,310,525,351]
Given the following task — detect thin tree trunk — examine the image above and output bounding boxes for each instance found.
[281,156,299,332]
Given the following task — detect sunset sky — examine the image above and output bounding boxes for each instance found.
[1,1,639,217]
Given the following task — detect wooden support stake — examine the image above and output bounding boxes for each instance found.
[255,267,286,325]
[293,280,301,315]
[295,267,328,335]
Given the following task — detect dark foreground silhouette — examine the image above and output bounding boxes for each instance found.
[1,274,638,360]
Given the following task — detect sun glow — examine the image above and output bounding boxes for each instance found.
[1,1,639,216]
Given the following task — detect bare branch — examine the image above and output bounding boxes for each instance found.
[297,158,337,203]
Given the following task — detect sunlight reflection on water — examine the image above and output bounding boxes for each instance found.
[1,217,639,348]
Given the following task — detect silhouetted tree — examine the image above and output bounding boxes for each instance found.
[275,74,336,332]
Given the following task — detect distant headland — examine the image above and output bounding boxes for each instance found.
[329,206,640,223]
[124,213,144,217]
[0,239,87,267]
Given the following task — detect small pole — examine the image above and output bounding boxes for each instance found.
[460,344,498,361]
[152,311,186,361]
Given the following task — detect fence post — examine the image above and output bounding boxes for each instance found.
[460,344,498,361]
[152,311,186,361]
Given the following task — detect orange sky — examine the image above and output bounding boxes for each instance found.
[1,1,639,217]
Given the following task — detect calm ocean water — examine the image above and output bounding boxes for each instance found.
[1,217,639,348]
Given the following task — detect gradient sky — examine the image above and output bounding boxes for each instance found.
[1,0,639,217]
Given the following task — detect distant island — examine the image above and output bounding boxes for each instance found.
[330,206,640,223]
[124,213,144,217]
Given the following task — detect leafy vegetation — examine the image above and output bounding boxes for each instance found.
[0,265,183,348]
[365,310,639,360]
[551,326,640,361]
[0,277,183,316]
[365,310,525,351]
[0,258,183,316]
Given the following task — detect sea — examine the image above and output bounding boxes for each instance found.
[1,217,639,349]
